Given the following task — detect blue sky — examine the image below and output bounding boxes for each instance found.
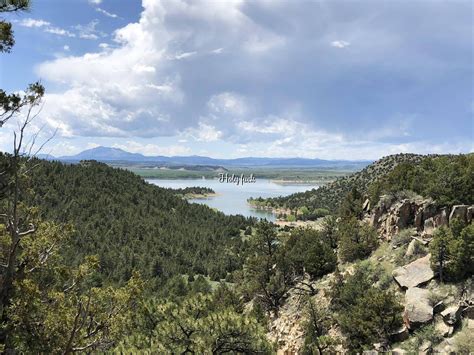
[0,0,472,159]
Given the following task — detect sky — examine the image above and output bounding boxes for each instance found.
[0,0,473,160]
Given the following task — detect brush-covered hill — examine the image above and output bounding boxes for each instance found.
[257,153,474,214]
[24,158,252,291]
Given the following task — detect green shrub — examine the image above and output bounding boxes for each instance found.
[430,224,474,282]
[330,265,403,351]
[391,228,415,247]
[338,218,379,263]
[285,228,337,279]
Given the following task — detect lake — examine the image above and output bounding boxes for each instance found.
[146,178,319,221]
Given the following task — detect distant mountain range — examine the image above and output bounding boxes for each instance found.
[41,146,371,169]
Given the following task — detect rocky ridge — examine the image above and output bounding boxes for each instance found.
[268,197,473,353]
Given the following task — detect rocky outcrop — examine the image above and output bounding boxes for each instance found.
[449,205,469,223]
[367,198,473,241]
[404,287,433,329]
[393,255,434,289]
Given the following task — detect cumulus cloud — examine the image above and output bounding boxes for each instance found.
[185,123,223,142]
[30,0,473,159]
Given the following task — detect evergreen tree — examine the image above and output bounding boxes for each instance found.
[337,218,378,263]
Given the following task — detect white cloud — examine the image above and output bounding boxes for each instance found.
[96,7,119,19]
[18,18,75,37]
[331,40,350,48]
[174,51,197,60]
[63,45,70,51]
[207,92,248,116]
[74,20,105,40]
[133,64,156,73]
[19,18,50,27]
[29,0,472,160]
[186,122,223,142]
[45,27,75,37]
[18,17,105,40]
[88,0,102,4]
[35,0,270,139]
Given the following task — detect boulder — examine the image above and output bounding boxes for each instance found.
[404,287,433,329]
[435,321,454,337]
[405,239,418,258]
[389,325,409,342]
[393,254,434,289]
[441,305,462,326]
[449,205,468,224]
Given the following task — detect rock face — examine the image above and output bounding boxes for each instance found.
[398,200,414,229]
[404,287,433,329]
[449,205,468,223]
[367,197,455,239]
[393,255,434,289]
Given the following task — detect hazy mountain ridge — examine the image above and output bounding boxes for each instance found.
[50,146,371,168]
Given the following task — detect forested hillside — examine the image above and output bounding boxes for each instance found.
[26,159,252,289]
[257,153,473,217]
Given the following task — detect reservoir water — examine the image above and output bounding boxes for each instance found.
[147,178,318,221]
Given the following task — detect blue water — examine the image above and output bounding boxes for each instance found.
[147,178,318,221]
